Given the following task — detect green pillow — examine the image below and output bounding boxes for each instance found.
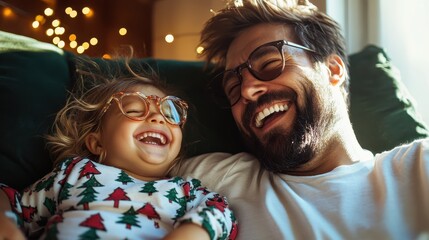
[349,45,429,153]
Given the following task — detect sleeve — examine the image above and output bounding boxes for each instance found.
[17,158,74,236]
[174,178,238,240]
[0,183,23,227]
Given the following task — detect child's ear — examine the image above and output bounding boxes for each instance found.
[85,132,103,155]
[326,54,346,86]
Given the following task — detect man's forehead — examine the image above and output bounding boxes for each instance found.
[225,23,295,68]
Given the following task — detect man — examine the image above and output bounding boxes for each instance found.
[173,0,429,239]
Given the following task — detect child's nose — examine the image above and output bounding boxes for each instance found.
[146,103,165,124]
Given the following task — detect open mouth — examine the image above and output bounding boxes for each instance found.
[255,102,290,128]
[136,132,168,145]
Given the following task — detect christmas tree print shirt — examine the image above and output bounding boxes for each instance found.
[0,157,238,239]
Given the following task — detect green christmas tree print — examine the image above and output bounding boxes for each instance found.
[43,197,57,215]
[173,197,187,220]
[58,182,73,204]
[168,176,182,184]
[164,188,179,203]
[79,213,106,240]
[34,173,57,192]
[117,206,141,230]
[77,175,104,210]
[44,214,64,239]
[140,182,158,196]
[79,229,100,240]
[116,170,134,185]
[199,211,216,240]
[191,178,201,188]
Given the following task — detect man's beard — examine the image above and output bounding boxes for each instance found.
[241,83,334,173]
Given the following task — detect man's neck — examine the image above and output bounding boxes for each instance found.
[285,118,369,176]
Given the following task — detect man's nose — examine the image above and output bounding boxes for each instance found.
[239,69,268,104]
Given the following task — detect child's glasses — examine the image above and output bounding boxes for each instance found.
[102,92,188,126]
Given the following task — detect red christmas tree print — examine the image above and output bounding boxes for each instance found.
[182,182,191,199]
[137,203,160,220]
[79,213,106,231]
[79,161,101,179]
[79,213,106,239]
[229,222,238,240]
[206,194,228,212]
[22,206,37,222]
[58,157,83,185]
[104,187,130,208]
[0,185,19,209]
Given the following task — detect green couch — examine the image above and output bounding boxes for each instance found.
[1,30,428,191]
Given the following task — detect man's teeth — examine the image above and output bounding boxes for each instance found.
[255,103,289,128]
[138,132,167,145]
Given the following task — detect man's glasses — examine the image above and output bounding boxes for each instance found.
[222,39,316,107]
[102,92,188,126]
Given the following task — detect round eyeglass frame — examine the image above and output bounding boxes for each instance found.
[101,91,188,126]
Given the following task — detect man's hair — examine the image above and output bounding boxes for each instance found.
[200,0,349,95]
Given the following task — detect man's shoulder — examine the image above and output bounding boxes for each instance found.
[374,138,429,165]
[172,152,260,189]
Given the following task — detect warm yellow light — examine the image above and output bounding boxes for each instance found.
[70,41,78,49]
[35,15,45,24]
[77,46,85,54]
[32,21,40,29]
[165,34,174,43]
[52,19,60,27]
[54,27,65,35]
[69,34,77,41]
[44,8,54,16]
[46,28,54,36]
[57,41,65,49]
[119,28,127,36]
[82,42,90,50]
[3,8,14,18]
[102,54,112,59]
[65,7,73,15]
[52,37,60,44]
[70,10,77,18]
[90,37,98,45]
[82,7,93,17]
[196,46,204,54]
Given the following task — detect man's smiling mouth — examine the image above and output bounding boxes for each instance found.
[137,132,167,145]
[255,102,290,128]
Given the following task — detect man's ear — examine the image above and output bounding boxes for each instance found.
[326,54,346,86]
[85,132,103,155]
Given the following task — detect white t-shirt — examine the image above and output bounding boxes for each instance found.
[173,138,429,240]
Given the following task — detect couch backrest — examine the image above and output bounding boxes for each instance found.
[1,30,428,190]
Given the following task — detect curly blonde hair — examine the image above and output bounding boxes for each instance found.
[46,57,184,167]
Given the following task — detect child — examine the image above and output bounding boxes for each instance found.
[0,61,238,240]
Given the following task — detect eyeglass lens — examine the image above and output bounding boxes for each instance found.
[119,94,186,125]
[222,43,284,106]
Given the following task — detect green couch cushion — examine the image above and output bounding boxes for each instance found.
[349,45,429,153]
[0,31,73,190]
